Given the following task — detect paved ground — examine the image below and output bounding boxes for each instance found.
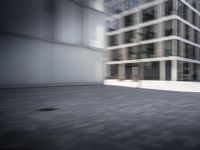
[0,85,200,150]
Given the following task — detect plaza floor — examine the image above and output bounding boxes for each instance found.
[0,85,200,150]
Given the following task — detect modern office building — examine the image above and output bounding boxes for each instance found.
[105,0,200,81]
[0,0,105,87]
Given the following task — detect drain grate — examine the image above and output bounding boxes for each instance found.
[36,107,58,112]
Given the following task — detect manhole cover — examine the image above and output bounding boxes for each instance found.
[36,107,58,112]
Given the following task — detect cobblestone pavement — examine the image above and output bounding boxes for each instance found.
[0,85,200,150]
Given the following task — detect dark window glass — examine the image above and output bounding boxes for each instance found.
[165,40,172,56]
[124,31,135,43]
[143,0,154,4]
[183,4,187,20]
[177,20,181,36]
[192,1,196,9]
[142,25,155,40]
[177,40,180,56]
[112,2,123,14]
[178,0,184,18]
[141,44,155,58]
[124,14,134,27]
[192,11,196,26]
[185,25,190,40]
[165,61,171,80]
[125,64,133,79]
[194,30,198,43]
[143,7,155,22]
[110,65,118,78]
[111,49,121,61]
[128,47,138,59]
[109,35,118,46]
[143,62,159,80]
[125,0,139,9]
[165,0,173,16]
[165,20,173,36]
[185,44,194,59]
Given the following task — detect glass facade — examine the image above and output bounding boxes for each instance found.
[128,47,138,60]
[141,44,155,58]
[124,14,135,27]
[142,25,155,40]
[124,31,135,43]
[110,64,119,78]
[111,49,121,61]
[165,0,173,16]
[143,62,159,80]
[109,35,118,46]
[165,40,173,56]
[106,0,200,81]
[165,20,173,36]
[143,7,155,22]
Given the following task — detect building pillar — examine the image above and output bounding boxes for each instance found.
[118,64,125,80]
[157,42,164,57]
[122,48,127,60]
[160,61,166,80]
[171,60,178,81]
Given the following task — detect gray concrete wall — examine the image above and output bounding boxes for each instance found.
[0,0,105,87]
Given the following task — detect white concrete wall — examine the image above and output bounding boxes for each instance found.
[0,0,105,87]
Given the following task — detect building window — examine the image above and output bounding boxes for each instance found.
[185,25,190,40]
[177,20,181,36]
[106,19,118,32]
[124,14,135,27]
[128,47,138,59]
[111,2,124,14]
[177,40,180,57]
[143,0,154,4]
[183,62,190,81]
[109,35,118,46]
[125,64,133,79]
[194,30,198,43]
[110,65,119,78]
[185,44,194,59]
[142,25,155,40]
[125,0,139,9]
[165,0,173,16]
[111,49,121,61]
[141,44,155,58]
[192,11,196,26]
[165,40,172,56]
[124,31,135,43]
[183,4,187,20]
[192,1,196,9]
[178,0,184,18]
[165,20,173,36]
[165,61,171,80]
[143,62,159,80]
[143,7,155,22]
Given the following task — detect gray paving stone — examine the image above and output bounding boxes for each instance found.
[0,85,200,150]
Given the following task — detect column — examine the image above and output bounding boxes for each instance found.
[171,60,178,81]
[121,48,127,60]
[160,61,166,80]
